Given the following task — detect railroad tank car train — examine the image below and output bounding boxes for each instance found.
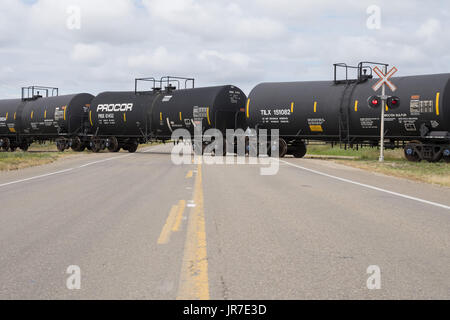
[0,86,93,152]
[0,78,248,153]
[88,77,247,153]
[247,62,450,162]
[0,64,449,162]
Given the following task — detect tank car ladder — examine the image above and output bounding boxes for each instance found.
[338,83,357,148]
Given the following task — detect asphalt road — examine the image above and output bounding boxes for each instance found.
[0,144,449,299]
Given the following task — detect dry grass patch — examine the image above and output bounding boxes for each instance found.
[307,144,450,187]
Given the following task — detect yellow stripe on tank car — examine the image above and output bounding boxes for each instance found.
[354,100,358,112]
[246,99,250,118]
[5,112,8,121]
[291,102,294,113]
[179,112,182,121]
[207,107,211,125]
[123,113,127,122]
[385,104,389,112]
[310,125,323,132]
[436,92,440,116]
[31,111,34,120]
[14,112,16,120]
[160,112,163,121]
[64,105,67,121]
[314,101,317,113]
[44,110,47,119]
[89,111,93,126]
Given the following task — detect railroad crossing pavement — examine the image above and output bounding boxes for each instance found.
[0,143,449,299]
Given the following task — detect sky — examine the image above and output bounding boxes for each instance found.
[0,0,449,97]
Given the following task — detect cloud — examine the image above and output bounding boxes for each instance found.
[0,0,450,97]
[71,43,103,63]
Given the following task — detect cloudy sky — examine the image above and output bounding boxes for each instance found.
[0,0,449,97]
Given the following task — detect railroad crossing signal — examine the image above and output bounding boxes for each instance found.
[372,66,398,92]
[368,64,399,163]
[368,95,400,109]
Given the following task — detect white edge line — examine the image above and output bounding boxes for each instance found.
[0,145,162,189]
[280,160,450,211]
[0,168,75,188]
[78,154,131,168]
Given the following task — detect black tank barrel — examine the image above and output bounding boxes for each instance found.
[89,85,247,141]
[247,74,450,141]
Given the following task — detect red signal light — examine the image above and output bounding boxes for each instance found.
[387,96,400,109]
[368,96,381,109]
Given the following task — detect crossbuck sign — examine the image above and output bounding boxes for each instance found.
[372,66,398,92]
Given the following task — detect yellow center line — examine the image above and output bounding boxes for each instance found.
[172,200,186,232]
[177,162,209,300]
[157,205,179,245]
[185,170,193,179]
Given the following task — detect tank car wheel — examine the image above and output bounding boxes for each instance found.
[128,140,139,153]
[1,138,11,152]
[267,140,286,158]
[107,137,120,153]
[278,139,288,158]
[19,143,29,152]
[443,147,450,163]
[91,143,102,153]
[90,137,103,153]
[404,143,421,162]
[293,142,307,158]
[56,138,68,152]
[9,146,17,152]
[127,140,138,153]
[71,137,82,152]
[91,144,101,153]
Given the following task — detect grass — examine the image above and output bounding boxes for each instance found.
[306,144,450,187]
[0,150,61,171]
[0,141,161,171]
[0,142,77,171]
